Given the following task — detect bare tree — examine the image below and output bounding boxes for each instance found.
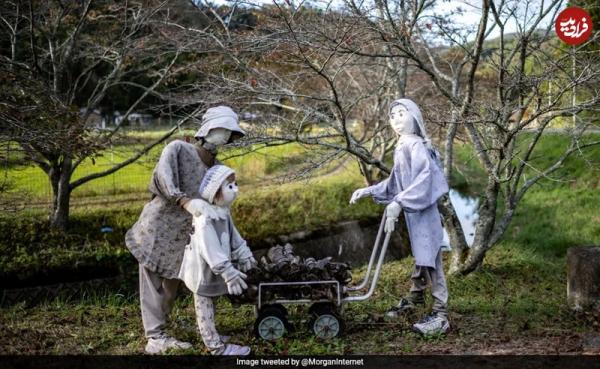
[445,0,600,274]
[210,2,410,185]
[0,0,231,229]
[230,0,600,275]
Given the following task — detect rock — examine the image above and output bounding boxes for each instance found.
[582,333,600,355]
[567,246,600,311]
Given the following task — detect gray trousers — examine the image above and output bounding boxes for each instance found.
[407,250,448,317]
[139,264,180,338]
[139,264,225,353]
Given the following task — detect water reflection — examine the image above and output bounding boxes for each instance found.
[441,189,479,249]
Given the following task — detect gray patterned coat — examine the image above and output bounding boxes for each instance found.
[367,134,449,268]
[126,140,211,278]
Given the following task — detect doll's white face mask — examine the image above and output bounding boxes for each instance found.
[390,104,416,136]
[215,179,238,207]
[205,128,232,145]
[202,128,232,154]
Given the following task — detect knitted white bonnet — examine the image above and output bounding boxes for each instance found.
[199,165,236,204]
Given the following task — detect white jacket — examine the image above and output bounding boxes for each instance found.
[178,203,253,296]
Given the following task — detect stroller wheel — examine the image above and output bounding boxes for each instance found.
[254,304,291,341]
[308,303,344,339]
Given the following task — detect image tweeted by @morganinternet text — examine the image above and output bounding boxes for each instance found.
[236,357,365,367]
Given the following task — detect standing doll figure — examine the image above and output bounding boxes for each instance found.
[178,165,256,355]
[350,98,450,335]
[125,106,246,354]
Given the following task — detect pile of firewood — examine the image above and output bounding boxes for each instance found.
[229,243,352,304]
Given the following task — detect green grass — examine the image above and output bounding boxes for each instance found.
[0,159,381,283]
[1,245,596,354]
[1,139,334,202]
[3,143,162,199]
[0,132,599,354]
[451,132,600,193]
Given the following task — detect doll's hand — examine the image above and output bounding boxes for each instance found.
[238,256,257,273]
[226,272,248,295]
[349,187,370,204]
[221,265,248,295]
[384,201,402,233]
[184,199,218,219]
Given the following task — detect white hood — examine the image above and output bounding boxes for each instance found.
[389,98,432,151]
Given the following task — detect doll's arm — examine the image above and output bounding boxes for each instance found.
[229,222,252,261]
[149,141,189,205]
[228,217,256,272]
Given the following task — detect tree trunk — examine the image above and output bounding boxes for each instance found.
[453,243,485,275]
[49,156,73,230]
[358,160,376,186]
[449,180,499,275]
[440,195,469,274]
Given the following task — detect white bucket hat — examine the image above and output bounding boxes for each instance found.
[195,106,246,143]
[199,165,236,204]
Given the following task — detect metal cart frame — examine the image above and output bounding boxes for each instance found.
[253,214,393,340]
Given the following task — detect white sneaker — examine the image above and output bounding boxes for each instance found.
[145,334,193,354]
[219,343,251,356]
[412,314,450,335]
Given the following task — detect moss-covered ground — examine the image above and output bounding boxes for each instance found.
[1,133,599,354]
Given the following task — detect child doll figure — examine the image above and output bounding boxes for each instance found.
[178,165,257,355]
[350,98,450,335]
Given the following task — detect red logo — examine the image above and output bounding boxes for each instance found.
[555,7,593,45]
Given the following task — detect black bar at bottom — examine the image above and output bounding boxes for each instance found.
[1,355,600,369]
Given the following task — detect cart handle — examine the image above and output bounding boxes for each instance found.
[345,215,385,292]
[342,225,393,302]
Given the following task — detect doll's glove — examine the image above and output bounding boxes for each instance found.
[349,187,370,204]
[384,201,402,233]
[238,256,257,273]
[221,266,248,295]
[226,274,248,296]
[183,199,218,219]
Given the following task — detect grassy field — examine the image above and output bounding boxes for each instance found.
[1,133,599,354]
[0,158,381,283]
[1,131,328,202]
[1,244,597,354]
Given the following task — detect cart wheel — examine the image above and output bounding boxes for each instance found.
[254,304,291,341]
[308,303,345,339]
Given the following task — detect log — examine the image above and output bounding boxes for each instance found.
[228,243,352,305]
[567,246,600,311]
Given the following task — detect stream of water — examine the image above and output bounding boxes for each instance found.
[441,189,479,249]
